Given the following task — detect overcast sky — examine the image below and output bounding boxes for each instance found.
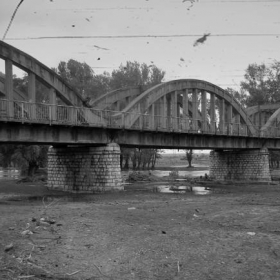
[0,0,280,90]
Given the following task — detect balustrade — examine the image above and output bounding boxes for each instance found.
[0,99,278,138]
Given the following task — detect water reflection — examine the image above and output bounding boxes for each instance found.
[151,169,208,178]
[0,168,20,180]
[155,185,211,195]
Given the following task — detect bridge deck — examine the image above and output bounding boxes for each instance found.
[1,99,280,149]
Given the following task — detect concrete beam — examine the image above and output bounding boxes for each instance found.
[1,121,280,149]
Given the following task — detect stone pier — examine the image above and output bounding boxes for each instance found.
[47,143,123,193]
[209,148,271,181]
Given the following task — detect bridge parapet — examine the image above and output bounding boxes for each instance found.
[0,98,264,138]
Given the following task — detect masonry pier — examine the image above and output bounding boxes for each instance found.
[209,148,271,181]
[47,143,123,193]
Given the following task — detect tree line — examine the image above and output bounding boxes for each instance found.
[1,59,280,174]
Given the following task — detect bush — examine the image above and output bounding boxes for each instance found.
[169,170,179,179]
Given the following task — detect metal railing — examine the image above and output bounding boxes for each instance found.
[0,99,279,138]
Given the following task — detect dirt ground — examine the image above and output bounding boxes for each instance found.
[1,177,280,280]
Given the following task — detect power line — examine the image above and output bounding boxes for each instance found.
[6,33,280,40]
[2,0,25,41]
[201,0,280,2]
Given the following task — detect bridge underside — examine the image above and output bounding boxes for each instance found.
[0,122,280,150]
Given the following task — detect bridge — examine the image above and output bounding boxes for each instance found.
[1,40,280,192]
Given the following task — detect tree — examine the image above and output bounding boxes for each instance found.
[225,87,248,108]
[11,145,49,176]
[54,59,111,100]
[239,60,280,168]
[110,61,165,90]
[110,61,165,170]
[186,149,193,168]
[0,144,17,167]
[120,148,131,170]
[240,61,280,106]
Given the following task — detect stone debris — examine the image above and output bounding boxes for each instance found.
[4,243,14,252]
[40,217,56,225]
[127,171,157,182]
[21,230,33,235]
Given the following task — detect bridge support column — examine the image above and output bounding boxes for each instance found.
[47,143,123,193]
[209,148,271,181]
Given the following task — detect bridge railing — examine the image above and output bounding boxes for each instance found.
[0,99,278,138]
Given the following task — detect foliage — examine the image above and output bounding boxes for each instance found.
[12,73,51,103]
[54,60,165,102]
[225,87,248,108]
[225,61,280,108]
[0,144,17,168]
[127,171,154,182]
[54,59,111,99]
[240,61,280,106]
[110,61,165,89]
[120,148,163,170]
[237,60,280,164]
[169,170,179,179]
[186,149,193,168]
[269,151,280,169]
[11,145,49,176]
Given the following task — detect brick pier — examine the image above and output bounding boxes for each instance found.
[209,148,271,181]
[47,143,123,193]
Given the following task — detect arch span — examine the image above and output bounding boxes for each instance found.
[113,79,256,135]
[0,40,107,125]
[0,40,84,106]
[88,86,142,111]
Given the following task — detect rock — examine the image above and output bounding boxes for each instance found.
[40,217,56,224]
[21,230,33,235]
[4,243,14,252]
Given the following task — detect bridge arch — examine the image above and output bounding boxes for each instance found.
[113,79,256,135]
[246,103,280,136]
[88,86,142,111]
[0,40,107,125]
[0,40,84,106]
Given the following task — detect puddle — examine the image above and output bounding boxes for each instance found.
[151,170,208,178]
[154,185,212,195]
[27,195,97,203]
[2,194,97,203]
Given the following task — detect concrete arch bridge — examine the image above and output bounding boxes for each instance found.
[0,40,280,192]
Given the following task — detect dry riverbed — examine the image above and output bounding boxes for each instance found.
[0,177,280,280]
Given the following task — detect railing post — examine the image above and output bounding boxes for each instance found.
[210,93,215,134]
[21,103,24,123]
[28,73,36,120]
[122,112,125,128]
[5,59,14,119]
[49,88,57,123]
[49,105,52,125]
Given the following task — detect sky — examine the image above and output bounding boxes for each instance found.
[0,0,280,91]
